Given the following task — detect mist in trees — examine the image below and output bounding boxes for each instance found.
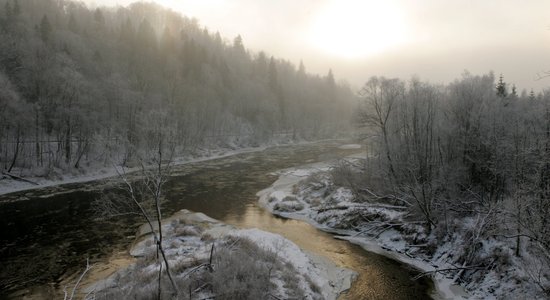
[0,0,355,175]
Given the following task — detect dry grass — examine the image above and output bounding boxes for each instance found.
[93,235,320,300]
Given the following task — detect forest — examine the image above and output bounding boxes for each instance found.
[0,0,355,175]
[353,73,550,296]
[1,0,549,298]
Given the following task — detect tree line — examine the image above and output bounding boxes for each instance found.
[0,0,355,174]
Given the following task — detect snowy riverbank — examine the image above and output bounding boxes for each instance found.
[83,209,355,299]
[0,146,269,197]
[257,147,473,299]
[258,145,550,299]
[0,138,337,197]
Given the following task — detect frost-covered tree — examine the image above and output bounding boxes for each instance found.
[357,72,550,295]
[0,0,355,174]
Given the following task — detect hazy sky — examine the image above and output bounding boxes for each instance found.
[85,0,550,91]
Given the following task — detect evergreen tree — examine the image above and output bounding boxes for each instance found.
[68,14,79,33]
[496,74,507,98]
[160,26,175,54]
[39,15,52,42]
[13,0,20,16]
[529,89,536,101]
[233,34,245,53]
[268,56,278,92]
[4,1,12,18]
[327,69,335,87]
[137,18,157,47]
[253,51,268,77]
[119,18,135,43]
[298,60,306,77]
[94,8,105,25]
[510,84,517,98]
[93,50,102,62]
[213,31,223,48]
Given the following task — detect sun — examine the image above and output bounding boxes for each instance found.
[308,0,409,59]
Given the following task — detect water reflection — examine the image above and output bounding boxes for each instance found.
[223,204,431,300]
[0,142,431,299]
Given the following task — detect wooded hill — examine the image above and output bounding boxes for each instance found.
[0,0,355,173]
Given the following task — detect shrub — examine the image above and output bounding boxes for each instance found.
[273,200,305,212]
[95,236,320,300]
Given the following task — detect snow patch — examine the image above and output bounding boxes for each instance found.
[89,210,355,300]
[338,144,362,150]
[230,229,355,300]
[258,158,471,300]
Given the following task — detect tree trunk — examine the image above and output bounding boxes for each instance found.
[35,110,40,167]
[74,138,88,169]
[65,119,71,165]
[8,126,20,173]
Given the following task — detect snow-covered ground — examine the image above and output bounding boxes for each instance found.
[258,149,522,299]
[84,209,355,300]
[337,144,362,150]
[258,148,550,299]
[0,138,336,197]
[0,145,272,196]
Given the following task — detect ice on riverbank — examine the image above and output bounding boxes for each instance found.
[258,159,474,300]
[260,155,550,299]
[0,145,270,197]
[0,139,353,197]
[337,144,362,150]
[85,209,355,300]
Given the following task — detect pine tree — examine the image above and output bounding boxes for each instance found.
[68,14,79,33]
[268,56,278,92]
[94,8,105,25]
[233,35,244,53]
[137,18,156,47]
[298,60,306,77]
[496,74,507,98]
[160,26,175,54]
[13,0,20,16]
[39,15,52,42]
[327,69,335,87]
[4,1,12,19]
[529,89,536,101]
[214,31,223,48]
[510,84,517,98]
[119,18,135,43]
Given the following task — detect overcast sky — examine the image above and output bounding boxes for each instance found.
[85,0,550,91]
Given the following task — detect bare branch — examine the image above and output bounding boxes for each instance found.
[64,258,93,300]
[413,264,487,281]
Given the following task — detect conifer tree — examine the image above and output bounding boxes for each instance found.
[496,74,507,98]
[298,60,306,77]
[13,0,20,16]
[4,1,12,18]
[68,14,78,33]
[39,15,52,42]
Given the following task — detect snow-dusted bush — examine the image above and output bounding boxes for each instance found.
[200,236,311,300]
[93,228,323,300]
[273,197,305,212]
[329,161,366,200]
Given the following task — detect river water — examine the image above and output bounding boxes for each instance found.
[0,141,432,299]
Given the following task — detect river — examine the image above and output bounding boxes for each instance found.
[0,141,432,299]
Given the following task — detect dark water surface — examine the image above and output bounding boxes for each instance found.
[0,141,432,299]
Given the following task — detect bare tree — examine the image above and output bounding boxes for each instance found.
[95,114,179,299]
[358,77,404,181]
